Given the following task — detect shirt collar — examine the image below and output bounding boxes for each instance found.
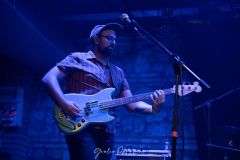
[86,50,96,59]
[87,50,109,66]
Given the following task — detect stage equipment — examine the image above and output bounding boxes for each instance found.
[115,149,171,160]
[195,87,240,159]
[120,13,210,160]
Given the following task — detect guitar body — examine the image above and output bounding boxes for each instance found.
[54,88,117,135]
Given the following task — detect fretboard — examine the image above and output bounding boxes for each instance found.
[99,88,174,109]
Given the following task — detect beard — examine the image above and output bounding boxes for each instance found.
[98,46,114,57]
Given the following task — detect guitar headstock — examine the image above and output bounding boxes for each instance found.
[173,81,202,96]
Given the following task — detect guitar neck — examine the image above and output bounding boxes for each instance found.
[100,88,174,109]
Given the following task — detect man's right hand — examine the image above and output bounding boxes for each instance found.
[61,100,81,117]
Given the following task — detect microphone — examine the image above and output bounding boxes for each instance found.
[120,13,138,31]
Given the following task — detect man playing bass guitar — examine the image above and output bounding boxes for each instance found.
[42,23,165,160]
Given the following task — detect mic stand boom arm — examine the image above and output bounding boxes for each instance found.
[132,20,210,89]
[131,20,211,160]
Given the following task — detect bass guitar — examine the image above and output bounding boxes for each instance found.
[54,82,202,135]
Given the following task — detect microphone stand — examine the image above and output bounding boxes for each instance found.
[194,86,240,160]
[129,20,211,160]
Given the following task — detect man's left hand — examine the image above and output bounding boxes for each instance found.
[150,90,165,113]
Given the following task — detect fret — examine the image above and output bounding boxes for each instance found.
[100,89,174,109]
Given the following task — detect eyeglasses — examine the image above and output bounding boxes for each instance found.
[98,36,117,44]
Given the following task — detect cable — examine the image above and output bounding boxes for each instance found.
[135,29,160,48]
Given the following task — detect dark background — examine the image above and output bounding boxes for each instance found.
[1,0,240,159]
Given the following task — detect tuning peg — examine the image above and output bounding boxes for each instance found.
[182,81,191,85]
[193,81,199,85]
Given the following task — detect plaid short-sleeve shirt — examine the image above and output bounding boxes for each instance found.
[57,51,129,95]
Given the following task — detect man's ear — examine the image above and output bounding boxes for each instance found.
[93,36,99,44]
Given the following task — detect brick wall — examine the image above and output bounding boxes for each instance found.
[0,53,33,160]
[0,31,199,160]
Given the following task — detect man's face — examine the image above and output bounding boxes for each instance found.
[97,30,117,57]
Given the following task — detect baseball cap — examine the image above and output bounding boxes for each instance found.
[89,23,123,39]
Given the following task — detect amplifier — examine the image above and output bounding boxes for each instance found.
[115,149,171,160]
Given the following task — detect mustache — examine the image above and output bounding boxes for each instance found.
[107,45,115,49]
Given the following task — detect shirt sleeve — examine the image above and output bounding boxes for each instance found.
[110,63,131,93]
[121,77,130,92]
[56,53,78,75]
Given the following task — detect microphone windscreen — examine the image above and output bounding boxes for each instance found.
[120,13,129,22]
